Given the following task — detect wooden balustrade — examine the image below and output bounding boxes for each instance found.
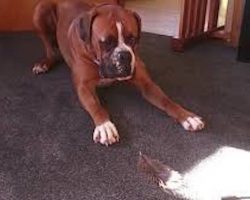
[172,0,224,52]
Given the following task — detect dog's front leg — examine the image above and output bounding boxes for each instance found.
[73,77,119,146]
[130,59,205,132]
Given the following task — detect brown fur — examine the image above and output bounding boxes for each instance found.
[32,0,204,145]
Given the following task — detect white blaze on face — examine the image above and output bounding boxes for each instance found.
[115,21,135,80]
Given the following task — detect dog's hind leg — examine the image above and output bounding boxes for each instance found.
[32,1,62,74]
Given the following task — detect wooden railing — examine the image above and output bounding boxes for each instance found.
[172,0,223,51]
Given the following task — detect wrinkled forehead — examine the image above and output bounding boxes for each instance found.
[92,10,139,40]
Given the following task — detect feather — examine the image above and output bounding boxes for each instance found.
[137,152,174,183]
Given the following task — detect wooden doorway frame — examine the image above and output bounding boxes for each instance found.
[225,0,245,47]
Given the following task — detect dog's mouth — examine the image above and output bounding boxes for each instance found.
[99,62,134,80]
[116,64,134,80]
[97,48,135,80]
[116,74,133,81]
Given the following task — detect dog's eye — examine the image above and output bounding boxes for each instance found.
[100,36,117,51]
[125,35,137,46]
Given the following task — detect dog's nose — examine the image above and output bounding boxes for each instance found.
[118,51,132,64]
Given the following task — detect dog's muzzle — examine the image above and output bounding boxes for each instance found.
[115,50,132,77]
[99,50,134,80]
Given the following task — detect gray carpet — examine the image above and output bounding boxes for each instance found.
[0,32,250,200]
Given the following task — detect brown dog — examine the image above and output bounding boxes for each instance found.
[32,0,205,146]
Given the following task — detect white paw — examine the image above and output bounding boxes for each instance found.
[93,121,120,146]
[32,63,49,74]
[181,116,205,131]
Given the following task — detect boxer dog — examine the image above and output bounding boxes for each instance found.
[32,0,205,146]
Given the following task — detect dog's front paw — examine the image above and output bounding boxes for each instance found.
[93,121,120,146]
[181,116,205,132]
[32,61,50,75]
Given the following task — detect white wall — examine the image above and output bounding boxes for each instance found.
[125,0,181,37]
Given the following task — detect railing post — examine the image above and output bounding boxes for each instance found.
[172,0,223,52]
[208,0,220,30]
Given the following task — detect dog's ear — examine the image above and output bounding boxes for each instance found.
[79,10,98,44]
[133,11,141,39]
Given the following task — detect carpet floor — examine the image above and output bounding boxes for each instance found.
[0,32,250,200]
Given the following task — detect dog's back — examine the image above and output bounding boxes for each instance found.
[33,0,94,68]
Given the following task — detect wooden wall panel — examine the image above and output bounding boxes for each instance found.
[0,0,124,31]
[0,0,39,31]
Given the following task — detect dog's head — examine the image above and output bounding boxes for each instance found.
[79,4,141,80]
